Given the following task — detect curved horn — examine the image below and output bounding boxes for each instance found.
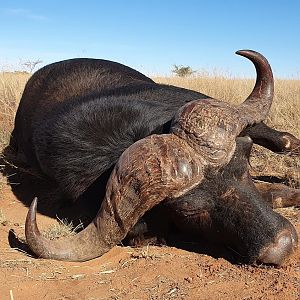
[26,135,206,261]
[236,50,274,123]
[170,50,274,164]
[26,197,112,261]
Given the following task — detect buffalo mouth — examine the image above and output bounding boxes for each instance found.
[256,226,298,266]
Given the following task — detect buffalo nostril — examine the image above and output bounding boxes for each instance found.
[257,229,298,266]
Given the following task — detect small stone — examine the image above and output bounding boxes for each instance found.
[71,274,85,280]
[184,276,193,283]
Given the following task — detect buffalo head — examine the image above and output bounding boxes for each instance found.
[162,136,297,265]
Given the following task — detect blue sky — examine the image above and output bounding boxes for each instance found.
[0,1,299,77]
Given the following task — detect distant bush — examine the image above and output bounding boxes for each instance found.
[22,59,42,73]
[172,65,196,77]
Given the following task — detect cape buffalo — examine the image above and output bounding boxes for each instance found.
[11,50,299,264]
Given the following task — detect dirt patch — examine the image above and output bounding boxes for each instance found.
[1,185,300,300]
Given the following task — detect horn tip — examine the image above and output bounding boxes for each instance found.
[31,197,38,212]
[26,197,38,224]
[235,49,257,57]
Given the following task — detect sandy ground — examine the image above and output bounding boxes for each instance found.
[0,182,299,300]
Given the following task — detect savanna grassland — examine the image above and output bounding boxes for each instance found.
[0,71,299,299]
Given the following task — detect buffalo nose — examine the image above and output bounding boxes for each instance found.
[257,228,298,266]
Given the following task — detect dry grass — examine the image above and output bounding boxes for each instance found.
[0,71,299,188]
[0,209,7,225]
[0,162,4,189]
[0,72,30,188]
[0,72,30,148]
[42,218,84,240]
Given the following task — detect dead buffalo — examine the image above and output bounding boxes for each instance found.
[11,50,299,264]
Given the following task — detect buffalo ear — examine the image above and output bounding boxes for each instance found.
[235,136,253,160]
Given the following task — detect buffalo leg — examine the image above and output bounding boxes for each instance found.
[243,122,300,155]
[244,123,300,207]
[255,181,300,208]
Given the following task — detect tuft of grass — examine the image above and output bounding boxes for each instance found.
[0,209,8,225]
[0,158,4,189]
[42,217,84,240]
[250,144,300,188]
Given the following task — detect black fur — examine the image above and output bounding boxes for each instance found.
[13,58,205,198]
